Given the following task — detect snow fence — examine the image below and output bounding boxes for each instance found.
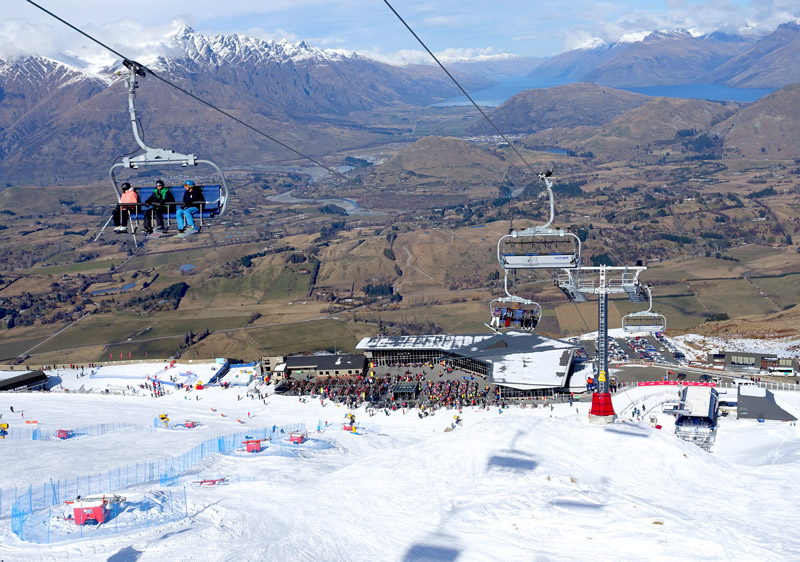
[2,422,305,520]
[11,489,188,544]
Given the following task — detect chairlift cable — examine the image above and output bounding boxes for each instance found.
[571,299,593,336]
[24,0,351,184]
[381,0,536,175]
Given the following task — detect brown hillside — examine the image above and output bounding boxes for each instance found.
[712,83,800,158]
[361,136,508,201]
[525,97,735,161]
[468,83,650,134]
[383,136,505,176]
[692,304,800,339]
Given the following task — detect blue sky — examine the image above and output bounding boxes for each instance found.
[3,1,798,62]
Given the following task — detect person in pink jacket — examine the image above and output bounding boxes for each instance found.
[113,183,140,233]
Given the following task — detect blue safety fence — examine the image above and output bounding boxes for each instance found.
[11,489,188,544]
[155,424,305,481]
[2,422,154,441]
[2,422,304,519]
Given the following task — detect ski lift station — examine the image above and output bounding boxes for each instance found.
[356,332,583,391]
[663,386,720,451]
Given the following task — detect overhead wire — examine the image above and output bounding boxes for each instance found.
[24,0,352,185]
[27,0,602,360]
[381,0,537,176]
[379,1,603,338]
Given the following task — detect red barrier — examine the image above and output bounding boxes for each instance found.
[637,381,715,387]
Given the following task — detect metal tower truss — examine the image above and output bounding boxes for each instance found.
[555,266,647,304]
[554,265,648,424]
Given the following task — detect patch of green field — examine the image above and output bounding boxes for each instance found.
[0,336,50,361]
[32,314,151,354]
[692,278,780,317]
[142,315,251,339]
[23,260,118,275]
[641,265,692,283]
[121,242,264,271]
[747,273,800,310]
[102,337,185,362]
[412,120,472,138]
[646,257,743,281]
[368,301,488,334]
[26,313,254,360]
[644,295,711,330]
[183,263,311,306]
[725,244,784,262]
[646,282,693,297]
[245,319,376,355]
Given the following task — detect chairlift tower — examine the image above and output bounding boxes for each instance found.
[556,265,648,424]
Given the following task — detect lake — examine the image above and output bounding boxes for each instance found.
[434,79,776,107]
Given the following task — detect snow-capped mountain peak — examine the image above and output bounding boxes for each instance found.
[166,27,356,69]
[0,55,107,88]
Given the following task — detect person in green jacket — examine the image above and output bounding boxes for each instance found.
[143,179,175,234]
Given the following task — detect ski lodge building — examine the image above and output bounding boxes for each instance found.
[0,370,48,392]
[273,354,367,379]
[355,331,580,391]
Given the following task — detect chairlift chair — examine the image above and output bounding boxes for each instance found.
[621,284,667,334]
[107,61,229,237]
[487,271,542,331]
[497,170,581,270]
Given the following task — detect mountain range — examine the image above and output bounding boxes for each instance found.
[2,20,800,184]
[0,26,488,185]
[531,21,800,89]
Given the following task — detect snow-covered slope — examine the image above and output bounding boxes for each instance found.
[0,364,799,561]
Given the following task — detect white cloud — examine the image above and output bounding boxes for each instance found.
[618,31,651,43]
[0,19,65,61]
[356,46,512,66]
[424,15,462,26]
[3,0,800,62]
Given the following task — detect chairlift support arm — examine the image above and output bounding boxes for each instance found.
[109,63,228,215]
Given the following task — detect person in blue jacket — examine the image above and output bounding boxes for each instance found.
[176,180,204,234]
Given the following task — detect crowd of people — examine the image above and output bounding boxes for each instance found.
[273,361,572,413]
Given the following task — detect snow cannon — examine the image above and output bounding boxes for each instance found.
[67,494,126,525]
[242,438,268,453]
[289,431,307,444]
